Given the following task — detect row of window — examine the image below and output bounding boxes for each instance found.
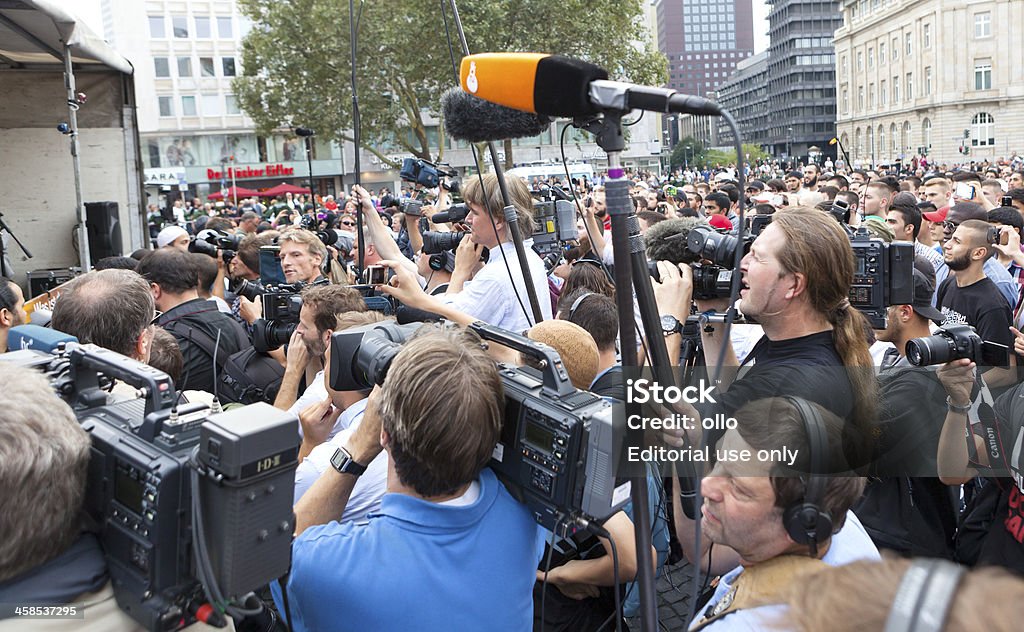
[157,94,240,118]
[846,113,996,159]
[154,56,236,79]
[149,15,240,40]
[843,60,993,114]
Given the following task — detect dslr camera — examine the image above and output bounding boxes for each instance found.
[189,229,242,264]
[327,321,629,532]
[2,334,298,632]
[299,214,339,247]
[906,324,983,366]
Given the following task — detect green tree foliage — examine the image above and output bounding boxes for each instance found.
[235,0,666,166]
[669,136,706,170]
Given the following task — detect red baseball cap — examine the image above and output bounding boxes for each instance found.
[708,215,733,230]
[922,206,948,223]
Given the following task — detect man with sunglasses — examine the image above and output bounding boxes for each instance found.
[940,202,1019,309]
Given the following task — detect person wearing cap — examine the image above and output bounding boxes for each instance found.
[156,225,190,251]
[855,258,960,558]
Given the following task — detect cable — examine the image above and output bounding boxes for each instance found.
[623,110,644,127]
[539,519,559,631]
[211,328,222,410]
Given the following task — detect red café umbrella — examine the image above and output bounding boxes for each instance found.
[259,182,312,197]
[208,185,261,200]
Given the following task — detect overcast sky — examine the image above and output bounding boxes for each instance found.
[752,1,770,54]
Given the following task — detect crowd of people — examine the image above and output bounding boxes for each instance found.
[4,155,1024,631]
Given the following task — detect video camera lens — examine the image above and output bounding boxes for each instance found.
[691,264,734,300]
[422,230,470,254]
[432,203,469,224]
[188,237,218,258]
[905,325,982,366]
[232,279,264,302]
[686,225,749,267]
[252,319,296,354]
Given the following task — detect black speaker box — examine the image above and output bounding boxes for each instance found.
[85,201,123,265]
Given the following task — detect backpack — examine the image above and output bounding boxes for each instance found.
[218,346,285,405]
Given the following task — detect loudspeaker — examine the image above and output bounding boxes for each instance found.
[85,201,122,265]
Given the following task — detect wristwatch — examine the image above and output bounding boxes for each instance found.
[661,314,683,337]
[330,447,368,477]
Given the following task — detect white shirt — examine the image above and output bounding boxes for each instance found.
[438,241,552,333]
[292,398,389,524]
[288,370,359,440]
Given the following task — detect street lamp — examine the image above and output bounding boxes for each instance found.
[786,127,793,168]
[295,126,316,203]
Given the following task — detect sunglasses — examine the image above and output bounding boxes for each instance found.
[341,221,356,227]
[942,220,959,232]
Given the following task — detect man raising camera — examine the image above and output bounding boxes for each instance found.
[273,328,545,630]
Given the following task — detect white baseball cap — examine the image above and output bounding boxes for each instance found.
[156,225,189,248]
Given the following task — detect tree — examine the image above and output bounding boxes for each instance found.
[234,0,666,168]
[670,136,706,170]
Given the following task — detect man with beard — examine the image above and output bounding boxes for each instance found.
[803,164,821,193]
[937,218,1015,387]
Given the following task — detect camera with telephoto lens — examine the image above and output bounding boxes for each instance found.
[690,264,735,300]
[432,203,469,224]
[327,321,629,533]
[189,229,242,264]
[422,230,470,254]
[0,334,298,632]
[299,214,339,247]
[399,158,455,189]
[686,224,753,268]
[905,324,984,366]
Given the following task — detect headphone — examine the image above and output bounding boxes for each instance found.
[568,292,595,320]
[883,559,965,632]
[780,396,834,558]
[428,251,456,272]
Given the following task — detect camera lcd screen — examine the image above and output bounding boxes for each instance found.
[855,256,866,275]
[115,467,145,515]
[524,421,555,451]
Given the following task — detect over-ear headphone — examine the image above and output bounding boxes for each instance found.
[781,396,834,557]
[428,251,456,272]
[883,559,965,632]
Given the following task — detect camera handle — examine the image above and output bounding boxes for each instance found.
[68,344,176,418]
[467,321,576,397]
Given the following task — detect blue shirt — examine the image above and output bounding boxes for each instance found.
[984,257,1020,308]
[273,469,546,631]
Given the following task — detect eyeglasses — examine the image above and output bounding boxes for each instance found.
[942,220,959,232]
[341,221,356,227]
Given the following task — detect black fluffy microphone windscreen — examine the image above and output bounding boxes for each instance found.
[441,88,552,143]
[644,217,708,265]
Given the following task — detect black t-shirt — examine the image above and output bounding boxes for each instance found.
[973,386,1024,574]
[936,276,1012,367]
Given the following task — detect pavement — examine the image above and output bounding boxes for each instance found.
[626,559,702,632]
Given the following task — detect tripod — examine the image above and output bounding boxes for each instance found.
[0,212,33,279]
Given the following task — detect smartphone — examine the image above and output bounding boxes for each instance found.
[1003,195,1013,208]
[366,264,386,285]
[954,183,976,200]
[259,245,287,286]
[988,226,1010,246]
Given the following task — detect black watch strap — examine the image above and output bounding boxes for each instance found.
[330,447,368,477]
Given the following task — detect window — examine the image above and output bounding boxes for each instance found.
[893,76,900,102]
[200,57,215,77]
[194,16,210,38]
[869,83,876,108]
[906,73,913,100]
[181,95,197,116]
[925,67,932,95]
[923,118,932,149]
[158,96,173,117]
[880,80,887,106]
[855,128,862,157]
[222,57,236,77]
[902,122,911,153]
[878,125,885,157]
[892,38,899,61]
[923,23,931,48]
[149,16,165,38]
[905,33,912,56]
[867,127,874,158]
[868,47,874,68]
[975,12,991,38]
[975,62,992,90]
[225,94,240,115]
[891,123,898,154]
[172,15,188,38]
[201,94,221,116]
[177,56,192,77]
[857,51,863,71]
[842,88,850,114]
[154,57,170,78]
[858,86,865,110]
[879,42,886,64]
[972,112,994,146]
[217,17,233,38]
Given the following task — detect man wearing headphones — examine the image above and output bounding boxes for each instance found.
[676,398,879,631]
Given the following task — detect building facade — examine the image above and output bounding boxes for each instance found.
[655,0,755,146]
[764,0,843,161]
[834,0,1024,168]
[715,51,770,146]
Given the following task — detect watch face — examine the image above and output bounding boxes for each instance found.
[661,314,679,334]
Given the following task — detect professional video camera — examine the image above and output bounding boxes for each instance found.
[251,281,310,353]
[299,214,340,247]
[189,229,242,264]
[433,202,469,224]
[906,324,983,366]
[399,158,456,188]
[422,230,471,254]
[532,194,577,259]
[398,197,424,216]
[327,320,628,532]
[1,336,298,632]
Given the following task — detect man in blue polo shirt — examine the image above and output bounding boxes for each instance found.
[273,327,546,631]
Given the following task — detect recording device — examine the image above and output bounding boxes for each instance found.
[1002,195,1013,208]
[645,217,708,266]
[0,338,298,632]
[400,158,455,189]
[189,229,241,264]
[327,320,629,532]
[422,230,470,254]
[954,182,976,200]
[848,227,914,329]
[441,87,553,143]
[399,197,424,216]
[251,281,315,353]
[440,178,461,195]
[299,214,339,246]
[366,264,387,285]
[459,52,721,118]
[686,224,752,268]
[830,197,851,225]
[988,225,1011,246]
[433,202,469,224]
[905,324,983,366]
[532,196,576,258]
[690,265,735,300]
[749,214,773,236]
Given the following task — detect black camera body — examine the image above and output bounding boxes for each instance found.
[848,229,914,329]
[252,282,305,353]
[189,229,242,264]
[686,224,752,268]
[433,203,469,224]
[532,199,577,258]
[691,264,735,300]
[299,215,339,247]
[906,324,983,366]
[1,341,298,632]
[422,230,470,254]
[328,321,628,533]
[399,198,424,216]
[400,158,454,188]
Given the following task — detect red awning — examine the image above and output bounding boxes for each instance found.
[208,185,261,200]
[259,182,312,197]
